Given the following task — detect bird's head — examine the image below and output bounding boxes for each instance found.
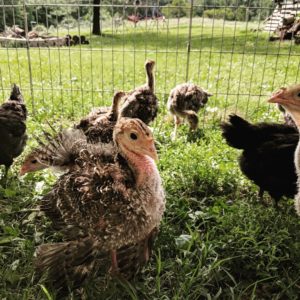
[145,59,155,72]
[268,84,300,126]
[113,118,158,161]
[19,152,47,176]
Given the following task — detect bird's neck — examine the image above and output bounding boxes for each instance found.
[287,110,300,128]
[146,67,154,93]
[122,150,158,187]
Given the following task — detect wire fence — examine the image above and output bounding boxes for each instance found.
[0,0,299,125]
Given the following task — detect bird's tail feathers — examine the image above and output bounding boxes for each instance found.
[9,83,24,102]
[35,238,105,293]
[221,114,254,149]
[34,126,87,168]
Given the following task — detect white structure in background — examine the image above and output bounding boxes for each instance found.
[264,0,300,32]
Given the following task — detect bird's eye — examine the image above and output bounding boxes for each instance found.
[297,92,300,98]
[130,133,138,140]
[31,159,37,164]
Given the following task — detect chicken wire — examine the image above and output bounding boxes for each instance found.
[0,0,299,126]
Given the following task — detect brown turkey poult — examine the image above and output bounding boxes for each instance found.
[35,118,165,294]
[0,84,27,182]
[167,83,212,139]
[119,60,159,125]
[20,127,159,281]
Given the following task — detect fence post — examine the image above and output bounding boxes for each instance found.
[185,0,194,82]
[22,0,35,115]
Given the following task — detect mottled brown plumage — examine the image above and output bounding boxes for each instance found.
[35,118,165,294]
[76,105,110,132]
[167,83,212,139]
[0,84,27,180]
[119,60,159,124]
[78,91,125,143]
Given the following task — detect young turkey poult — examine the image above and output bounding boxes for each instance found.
[0,84,27,182]
[268,84,300,214]
[35,118,165,293]
[221,114,298,207]
[119,60,159,125]
[167,83,212,139]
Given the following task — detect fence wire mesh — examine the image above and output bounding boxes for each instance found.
[0,0,299,126]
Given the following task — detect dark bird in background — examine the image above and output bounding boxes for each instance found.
[0,84,27,183]
[167,83,212,139]
[221,114,298,207]
[34,118,165,294]
[119,60,159,125]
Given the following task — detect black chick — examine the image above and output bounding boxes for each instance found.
[221,114,298,207]
[0,84,27,182]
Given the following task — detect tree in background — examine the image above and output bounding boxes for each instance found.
[93,0,101,35]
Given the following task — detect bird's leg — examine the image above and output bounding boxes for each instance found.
[272,197,280,210]
[258,188,264,202]
[109,249,119,275]
[143,237,150,263]
[258,188,268,207]
[0,166,9,187]
[171,116,181,141]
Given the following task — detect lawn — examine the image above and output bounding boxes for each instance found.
[1,17,300,299]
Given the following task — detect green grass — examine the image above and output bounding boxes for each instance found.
[1,17,300,299]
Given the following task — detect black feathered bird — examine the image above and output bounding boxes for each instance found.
[221,114,298,206]
[0,84,27,182]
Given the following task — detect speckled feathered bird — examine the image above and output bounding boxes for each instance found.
[221,114,298,207]
[119,60,159,124]
[35,118,165,293]
[0,84,27,181]
[167,83,212,139]
[20,126,159,282]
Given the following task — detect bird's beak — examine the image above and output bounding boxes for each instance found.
[19,167,27,176]
[268,88,288,104]
[144,141,158,161]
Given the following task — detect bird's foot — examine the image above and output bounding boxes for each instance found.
[170,130,177,141]
[108,249,120,276]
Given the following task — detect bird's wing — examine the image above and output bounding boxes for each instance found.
[41,162,135,240]
[0,114,26,137]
